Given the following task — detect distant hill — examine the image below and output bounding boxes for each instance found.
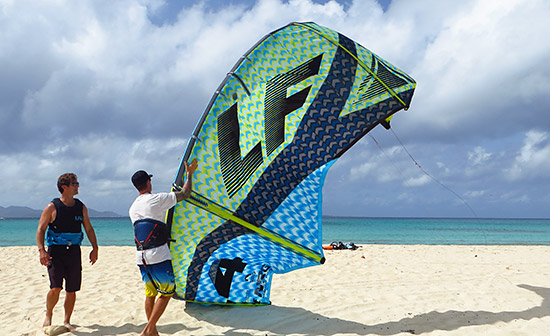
[0,205,122,218]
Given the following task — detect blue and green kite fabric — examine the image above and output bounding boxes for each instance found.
[167,22,416,305]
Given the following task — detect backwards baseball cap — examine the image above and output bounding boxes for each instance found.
[131,170,153,188]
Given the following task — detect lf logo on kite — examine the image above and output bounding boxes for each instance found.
[211,257,247,299]
[217,54,323,197]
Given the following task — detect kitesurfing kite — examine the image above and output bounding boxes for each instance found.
[167,22,416,305]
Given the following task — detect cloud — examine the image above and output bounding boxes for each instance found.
[1,0,550,217]
[505,130,550,181]
[468,146,492,166]
[400,0,550,142]
[404,174,431,187]
[463,190,486,198]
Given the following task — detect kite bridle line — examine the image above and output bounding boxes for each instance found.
[182,191,325,264]
[295,22,409,110]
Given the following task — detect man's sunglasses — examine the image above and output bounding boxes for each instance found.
[68,182,80,186]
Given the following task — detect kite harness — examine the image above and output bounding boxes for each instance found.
[133,218,170,251]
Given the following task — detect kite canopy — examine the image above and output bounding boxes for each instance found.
[167,22,416,305]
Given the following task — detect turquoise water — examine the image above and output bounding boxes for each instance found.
[2,217,550,247]
[322,217,550,245]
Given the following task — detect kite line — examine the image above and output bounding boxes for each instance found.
[370,128,487,243]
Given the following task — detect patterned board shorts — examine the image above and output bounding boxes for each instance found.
[138,259,175,297]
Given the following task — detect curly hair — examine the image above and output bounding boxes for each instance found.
[57,173,77,193]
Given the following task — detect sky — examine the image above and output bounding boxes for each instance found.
[1,0,550,218]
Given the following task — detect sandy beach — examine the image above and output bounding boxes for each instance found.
[2,245,550,335]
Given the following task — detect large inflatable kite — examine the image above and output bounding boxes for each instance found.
[167,22,416,305]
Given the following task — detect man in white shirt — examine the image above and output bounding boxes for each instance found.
[129,159,197,336]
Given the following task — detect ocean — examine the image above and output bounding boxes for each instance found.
[2,217,550,247]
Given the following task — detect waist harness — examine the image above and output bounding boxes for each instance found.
[46,229,84,246]
[134,218,170,251]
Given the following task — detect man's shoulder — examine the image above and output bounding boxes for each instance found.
[152,191,174,198]
[129,196,142,213]
[153,191,177,204]
[42,201,56,214]
[139,192,175,203]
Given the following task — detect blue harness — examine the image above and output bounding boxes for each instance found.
[134,218,170,251]
[46,228,83,246]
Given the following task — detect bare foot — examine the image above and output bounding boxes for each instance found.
[140,332,160,336]
[140,327,159,336]
[64,323,77,331]
[43,316,52,328]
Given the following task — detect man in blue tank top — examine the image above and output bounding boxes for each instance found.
[129,159,197,336]
[36,173,99,332]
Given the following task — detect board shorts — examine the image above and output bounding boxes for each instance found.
[138,259,175,297]
[47,245,82,292]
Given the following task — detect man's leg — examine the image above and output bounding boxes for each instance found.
[44,288,62,327]
[63,245,81,330]
[63,291,76,328]
[140,264,158,328]
[141,295,172,336]
[144,295,155,320]
[139,259,175,335]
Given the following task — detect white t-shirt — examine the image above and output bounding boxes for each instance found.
[129,192,177,265]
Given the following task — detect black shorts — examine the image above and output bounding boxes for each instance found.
[47,245,82,292]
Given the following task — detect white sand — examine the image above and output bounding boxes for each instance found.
[2,245,550,335]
